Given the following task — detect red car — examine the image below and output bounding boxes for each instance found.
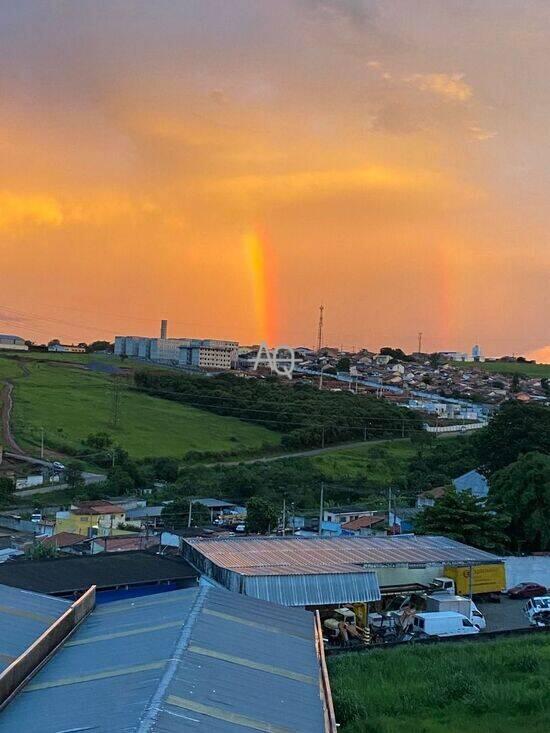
[508,582,547,599]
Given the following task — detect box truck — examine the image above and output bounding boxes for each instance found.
[425,593,486,629]
[443,563,506,596]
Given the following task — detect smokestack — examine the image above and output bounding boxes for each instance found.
[160,319,167,339]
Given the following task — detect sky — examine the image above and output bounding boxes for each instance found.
[1,0,549,359]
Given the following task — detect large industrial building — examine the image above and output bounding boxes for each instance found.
[0,334,28,352]
[183,535,504,606]
[115,330,238,369]
[0,583,333,732]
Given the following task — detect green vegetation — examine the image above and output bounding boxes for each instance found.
[1,355,280,460]
[414,488,508,551]
[134,370,422,449]
[329,634,550,733]
[490,452,550,552]
[452,359,550,378]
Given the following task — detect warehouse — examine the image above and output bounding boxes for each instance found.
[0,584,333,732]
[183,535,504,604]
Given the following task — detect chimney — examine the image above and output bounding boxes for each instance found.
[160,319,168,339]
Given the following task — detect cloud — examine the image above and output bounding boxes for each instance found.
[404,73,473,102]
[0,192,64,229]
[526,345,550,364]
[468,125,497,141]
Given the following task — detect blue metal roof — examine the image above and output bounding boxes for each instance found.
[242,570,381,606]
[0,584,70,672]
[0,586,326,732]
[453,469,489,498]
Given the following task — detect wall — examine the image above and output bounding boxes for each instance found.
[503,556,550,590]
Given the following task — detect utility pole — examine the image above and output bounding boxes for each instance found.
[388,487,392,528]
[111,377,121,429]
[40,427,44,460]
[317,304,324,352]
[418,331,423,354]
[318,482,324,537]
[187,499,194,528]
[282,498,286,537]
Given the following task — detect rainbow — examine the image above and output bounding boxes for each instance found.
[244,229,277,344]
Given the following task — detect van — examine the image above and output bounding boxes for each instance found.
[412,611,481,638]
[425,594,486,630]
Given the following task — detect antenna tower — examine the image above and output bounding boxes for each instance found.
[317,305,324,352]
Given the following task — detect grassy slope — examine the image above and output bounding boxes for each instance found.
[312,440,417,484]
[452,360,550,378]
[1,355,280,459]
[329,634,550,733]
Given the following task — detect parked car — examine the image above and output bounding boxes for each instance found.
[524,597,550,627]
[52,461,66,471]
[508,582,547,599]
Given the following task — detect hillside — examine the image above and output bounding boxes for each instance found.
[0,354,280,460]
[452,360,550,378]
[329,634,550,733]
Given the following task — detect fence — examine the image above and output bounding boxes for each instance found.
[424,422,486,434]
[0,586,96,708]
[314,610,338,733]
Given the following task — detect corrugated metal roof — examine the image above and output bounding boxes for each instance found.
[184,534,500,571]
[243,571,381,606]
[0,586,326,732]
[0,584,70,672]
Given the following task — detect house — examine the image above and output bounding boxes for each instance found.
[373,354,392,366]
[416,486,448,508]
[55,500,126,538]
[388,507,420,533]
[323,505,377,524]
[341,515,386,536]
[39,532,86,554]
[452,469,489,499]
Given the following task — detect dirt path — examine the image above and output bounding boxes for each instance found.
[1,381,26,454]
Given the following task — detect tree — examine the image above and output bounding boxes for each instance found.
[511,373,521,393]
[414,489,508,552]
[106,466,135,495]
[161,499,210,528]
[489,452,550,552]
[475,402,550,475]
[85,432,113,450]
[151,457,179,482]
[0,477,15,501]
[246,497,278,534]
[25,542,58,560]
[65,462,84,490]
[336,357,351,373]
[87,340,113,353]
[541,377,550,397]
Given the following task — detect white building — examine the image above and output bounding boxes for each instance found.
[179,339,238,370]
[0,335,28,352]
[48,343,86,353]
[150,338,192,364]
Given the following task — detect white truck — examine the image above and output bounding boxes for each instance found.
[412,611,481,638]
[425,593,486,630]
[524,597,550,627]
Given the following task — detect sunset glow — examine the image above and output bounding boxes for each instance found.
[0,2,548,357]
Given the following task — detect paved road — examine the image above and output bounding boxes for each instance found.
[478,597,531,632]
[14,472,105,497]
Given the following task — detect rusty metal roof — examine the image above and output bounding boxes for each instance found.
[184,535,500,572]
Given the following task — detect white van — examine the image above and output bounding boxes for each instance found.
[412,611,481,638]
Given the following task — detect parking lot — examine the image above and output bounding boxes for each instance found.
[478,596,531,632]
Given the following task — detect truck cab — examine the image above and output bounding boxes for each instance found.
[412,611,480,638]
[524,597,550,627]
[430,577,456,594]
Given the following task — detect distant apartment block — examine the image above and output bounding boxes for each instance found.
[179,339,238,370]
[114,334,238,369]
[0,334,28,352]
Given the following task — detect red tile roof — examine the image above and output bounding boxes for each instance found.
[342,516,385,531]
[72,501,125,515]
[40,532,85,548]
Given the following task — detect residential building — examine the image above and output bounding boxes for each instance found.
[178,339,239,370]
[55,500,126,538]
[341,515,386,536]
[452,469,489,499]
[0,334,28,352]
[416,486,447,508]
[47,343,86,353]
[323,505,377,524]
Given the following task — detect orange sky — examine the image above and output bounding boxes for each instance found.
[0,1,549,358]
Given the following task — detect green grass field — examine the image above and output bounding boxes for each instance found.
[328,634,550,733]
[452,360,550,378]
[1,355,280,459]
[312,440,417,484]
